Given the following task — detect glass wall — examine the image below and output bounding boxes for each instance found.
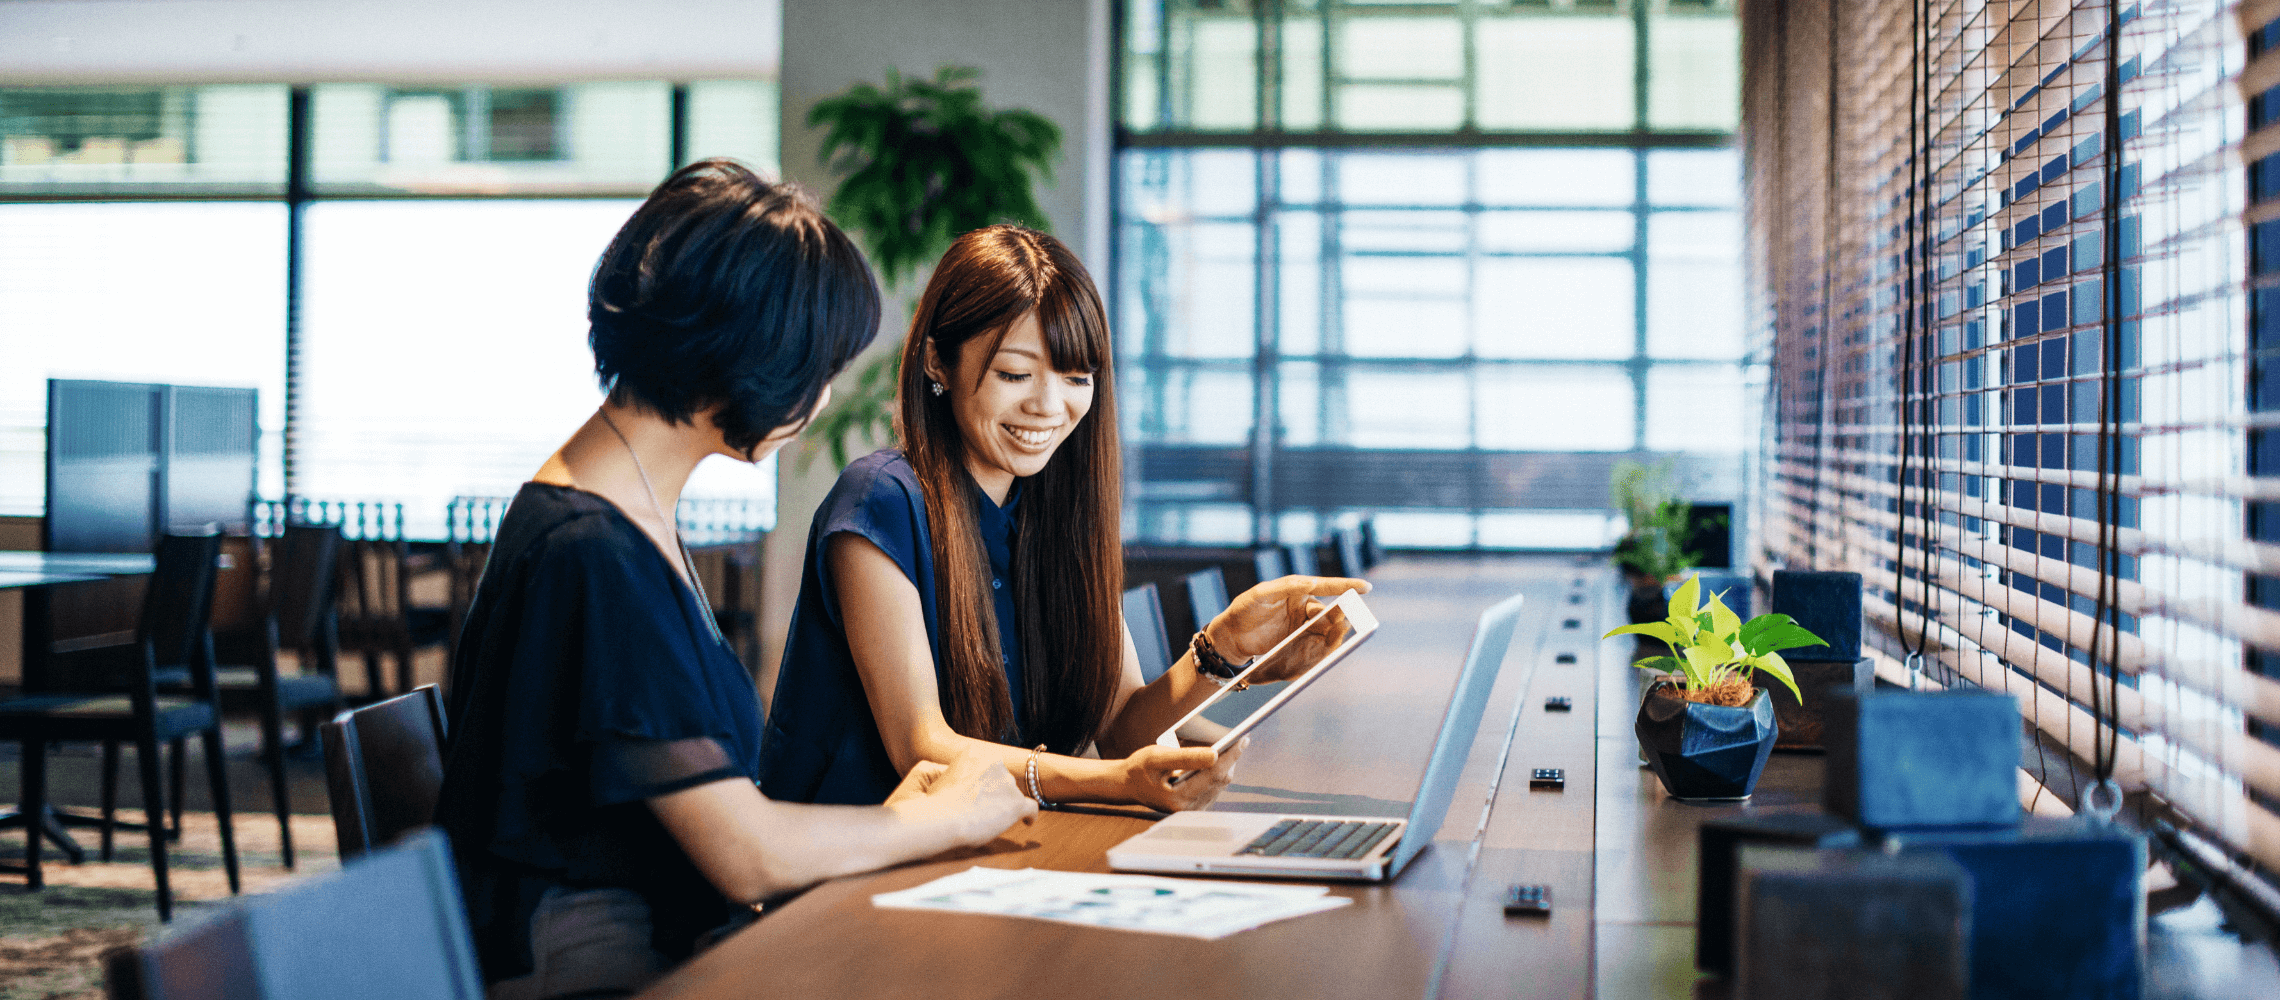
[0,81,780,534]
[1116,0,1743,550]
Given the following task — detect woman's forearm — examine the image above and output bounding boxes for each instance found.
[904,724,1148,806]
[1096,650,1218,759]
[650,779,991,904]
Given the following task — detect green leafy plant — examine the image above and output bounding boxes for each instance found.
[799,66,1063,470]
[1602,575,1827,707]
[1610,459,1699,583]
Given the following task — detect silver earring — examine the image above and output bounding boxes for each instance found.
[931,381,945,396]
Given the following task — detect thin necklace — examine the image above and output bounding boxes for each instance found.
[598,409,722,643]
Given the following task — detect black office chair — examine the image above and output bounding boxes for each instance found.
[321,685,448,861]
[1356,516,1385,571]
[103,828,484,1000]
[1180,566,1230,639]
[1252,547,1290,585]
[0,530,241,920]
[1123,583,1174,684]
[142,523,345,870]
[1280,542,1319,577]
[333,504,452,699]
[1325,527,1366,579]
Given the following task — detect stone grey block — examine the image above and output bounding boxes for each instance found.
[1697,813,1862,973]
[1825,689,2020,830]
[1736,845,1971,1000]
[1753,656,1875,750]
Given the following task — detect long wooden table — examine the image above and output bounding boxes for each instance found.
[640,557,1611,1000]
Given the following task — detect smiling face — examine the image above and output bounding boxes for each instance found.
[926,310,1096,502]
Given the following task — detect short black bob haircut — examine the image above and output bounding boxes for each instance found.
[589,158,881,456]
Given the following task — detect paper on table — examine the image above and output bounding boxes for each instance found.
[871,867,1351,940]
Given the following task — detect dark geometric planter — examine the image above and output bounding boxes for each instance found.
[1750,656,1874,751]
[1636,684,1779,801]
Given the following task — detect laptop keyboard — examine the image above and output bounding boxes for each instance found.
[1237,819,1399,860]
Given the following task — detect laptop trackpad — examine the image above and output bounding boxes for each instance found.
[1144,824,1235,842]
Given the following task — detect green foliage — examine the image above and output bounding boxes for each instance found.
[1610,459,1699,581]
[1602,574,1829,703]
[808,65,1062,289]
[799,66,1063,470]
[799,351,902,472]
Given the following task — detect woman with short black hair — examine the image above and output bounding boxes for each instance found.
[437,160,1034,1000]
[765,224,1363,812]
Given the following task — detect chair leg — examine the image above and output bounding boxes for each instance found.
[200,725,242,894]
[99,740,120,862]
[167,737,186,841]
[363,647,386,701]
[23,739,46,890]
[134,731,171,921]
[395,639,414,699]
[260,695,294,869]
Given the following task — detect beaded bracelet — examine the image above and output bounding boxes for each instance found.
[1026,744,1053,809]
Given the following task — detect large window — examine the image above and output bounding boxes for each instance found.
[1753,0,2280,895]
[1116,0,1744,550]
[0,80,780,534]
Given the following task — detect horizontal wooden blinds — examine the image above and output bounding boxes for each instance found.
[1746,0,2280,884]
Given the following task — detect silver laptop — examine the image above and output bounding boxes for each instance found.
[1106,592,1527,882]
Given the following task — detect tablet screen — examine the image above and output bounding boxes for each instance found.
[1155,590,1380,755]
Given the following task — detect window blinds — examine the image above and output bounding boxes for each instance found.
[1748,0,2280,884]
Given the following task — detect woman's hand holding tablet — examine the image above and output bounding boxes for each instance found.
[1114,738,1250,812]
[1149,586,1382,790]
[1207,576,1372,680]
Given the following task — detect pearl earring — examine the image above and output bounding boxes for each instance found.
[931,381,945,396]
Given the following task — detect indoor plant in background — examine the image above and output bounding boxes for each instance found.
[801,65,1062,468]
[1605,576,1827,800]
[1610,459,1699,627]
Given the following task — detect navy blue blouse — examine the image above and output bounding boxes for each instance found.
[763,449,1024,805]
[435,483,762,983]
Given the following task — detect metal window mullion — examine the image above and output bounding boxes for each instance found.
[1248,3,1284,545]
[283,85,311,502]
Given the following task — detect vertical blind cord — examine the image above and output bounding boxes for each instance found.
[1897,0,1931,665]
[2090,0,2127,788]
[1916,0,1940,670]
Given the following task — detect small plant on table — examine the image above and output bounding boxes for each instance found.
[1603,575,1827,707]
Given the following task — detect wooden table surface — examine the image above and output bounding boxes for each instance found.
[639,556,1611,1000]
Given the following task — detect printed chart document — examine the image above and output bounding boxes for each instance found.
[871,867,1351,940]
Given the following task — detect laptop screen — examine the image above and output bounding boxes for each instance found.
[1386,592,1528,876]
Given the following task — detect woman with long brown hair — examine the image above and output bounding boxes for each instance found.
[765,224,1363,810]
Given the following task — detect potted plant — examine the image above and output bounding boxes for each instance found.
[802,65,1063,469]
[1610,460,1699,627]
[1605,576,1827,801]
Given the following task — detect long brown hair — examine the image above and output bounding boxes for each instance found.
[897,225,1122,753]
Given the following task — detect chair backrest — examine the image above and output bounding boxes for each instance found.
[1357,516,1385,570]
[1123,583,1174,684]
[338,537,409,625]
[1180,567,1229,636]
[143,529,224,673]
[322,685,448,860]
[1252,547,1289,584]
[1280,542,1319,578]
[269,524,342,649]
[105,829,484,1000]
[1326,527,1366,578]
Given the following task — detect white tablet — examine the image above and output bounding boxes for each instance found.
[1155,589,1380,756]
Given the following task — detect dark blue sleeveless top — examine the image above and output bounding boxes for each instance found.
[763,449,1025,804]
